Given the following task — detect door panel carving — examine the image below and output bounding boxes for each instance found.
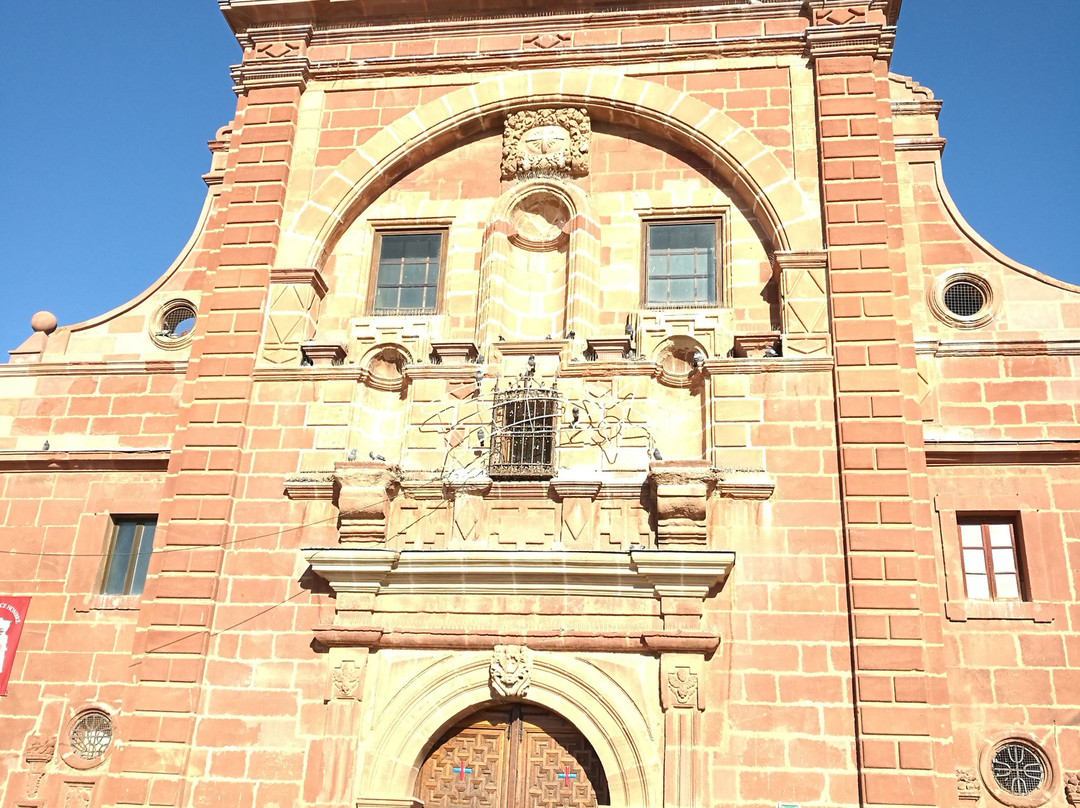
[417,706,609,808]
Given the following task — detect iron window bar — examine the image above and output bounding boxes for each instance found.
[489,378,560,479]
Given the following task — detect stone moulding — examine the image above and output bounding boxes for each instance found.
[302,548,734,600]
[311,626,722,656]
[284,472,336,500]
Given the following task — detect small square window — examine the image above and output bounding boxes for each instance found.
[644,221,719,308]
[370,231,446,315]
[101,518,157,596]
[957,516,1024,602]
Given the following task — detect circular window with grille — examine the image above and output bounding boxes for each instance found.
[71,711,113,759]
[992,742,1046,796]
[929,271,996,329]
[62,706,117,770]
[150,299,198,349]
[979,735,1057,808]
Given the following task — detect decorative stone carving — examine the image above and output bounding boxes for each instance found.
[333,462,401,543]
[812,5,869,26]
[525,32,570,50]
[665,667,700,710]
[24,735,54,798]
[1065,772,1080,805]
[63,782,93,808]
[332,659,364,700]
[956,767,980,800]
[501,109,590,180]
[490,644,533,698]
[508,190,571,250]
[25,736,54,764]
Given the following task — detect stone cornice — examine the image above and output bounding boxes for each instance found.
[806,22,895,60]
[302,548,735,599]
[891,99,943,118]
[0,450,170,473]
[894,136,946,154]
[0,360,187,378]
[311,626,722,655]
[923,439,1080,467]
[301,35,805,82]
[914,338,1080,357]
[222,1,807,34]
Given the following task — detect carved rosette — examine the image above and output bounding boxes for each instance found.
[333,462,401,544]
[956,768,980,801]
[1065,772,1080,805]
[490,645,533,698]
[501,109,591,180]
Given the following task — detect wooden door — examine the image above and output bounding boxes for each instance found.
[417,705,609,808]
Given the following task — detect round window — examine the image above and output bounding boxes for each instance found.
[151,300,198,349]
[929,271,996,329]
[942,279,986,318]
[992,741,1047,797]
[979,735,1057,808]
[70,711,113,761]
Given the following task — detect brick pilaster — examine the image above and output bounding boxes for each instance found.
[106,81,304,808]
[810,8,953,807]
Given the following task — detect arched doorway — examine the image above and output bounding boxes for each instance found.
[417,703,611,807]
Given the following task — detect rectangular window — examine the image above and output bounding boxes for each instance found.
[102,518,157,596]
[371,231,445,315]
[489,384,559,479]
[958,517,1024,601]
[644,221,719,308]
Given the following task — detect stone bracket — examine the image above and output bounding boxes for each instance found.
[333,462,401,544]
[648,462,775,547]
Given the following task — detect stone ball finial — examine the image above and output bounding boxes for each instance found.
[30,311,58,334]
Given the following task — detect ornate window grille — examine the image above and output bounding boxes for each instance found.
[489,381,559,479]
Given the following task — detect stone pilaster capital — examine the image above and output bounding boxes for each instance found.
[230,56,311,95]
[773,250,829,273]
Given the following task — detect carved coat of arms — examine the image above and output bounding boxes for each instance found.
[490,645,533,698]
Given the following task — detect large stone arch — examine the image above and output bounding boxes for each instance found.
[356,651,662,807]
[277,70,819,270]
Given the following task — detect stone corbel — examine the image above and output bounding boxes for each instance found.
[774,251,830,357]
[302,340,347,367]
[333,462,401,544]
[648,461,715,547]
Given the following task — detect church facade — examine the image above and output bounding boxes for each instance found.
[1,1,1078,807]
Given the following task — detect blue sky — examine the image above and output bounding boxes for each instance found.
[1,1,1077,357]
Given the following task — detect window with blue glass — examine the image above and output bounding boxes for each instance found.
[371,231,445,314]
[645,221,719,308]
[101,518,156,596]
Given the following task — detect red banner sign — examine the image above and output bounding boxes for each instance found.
[0,597,30,696]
